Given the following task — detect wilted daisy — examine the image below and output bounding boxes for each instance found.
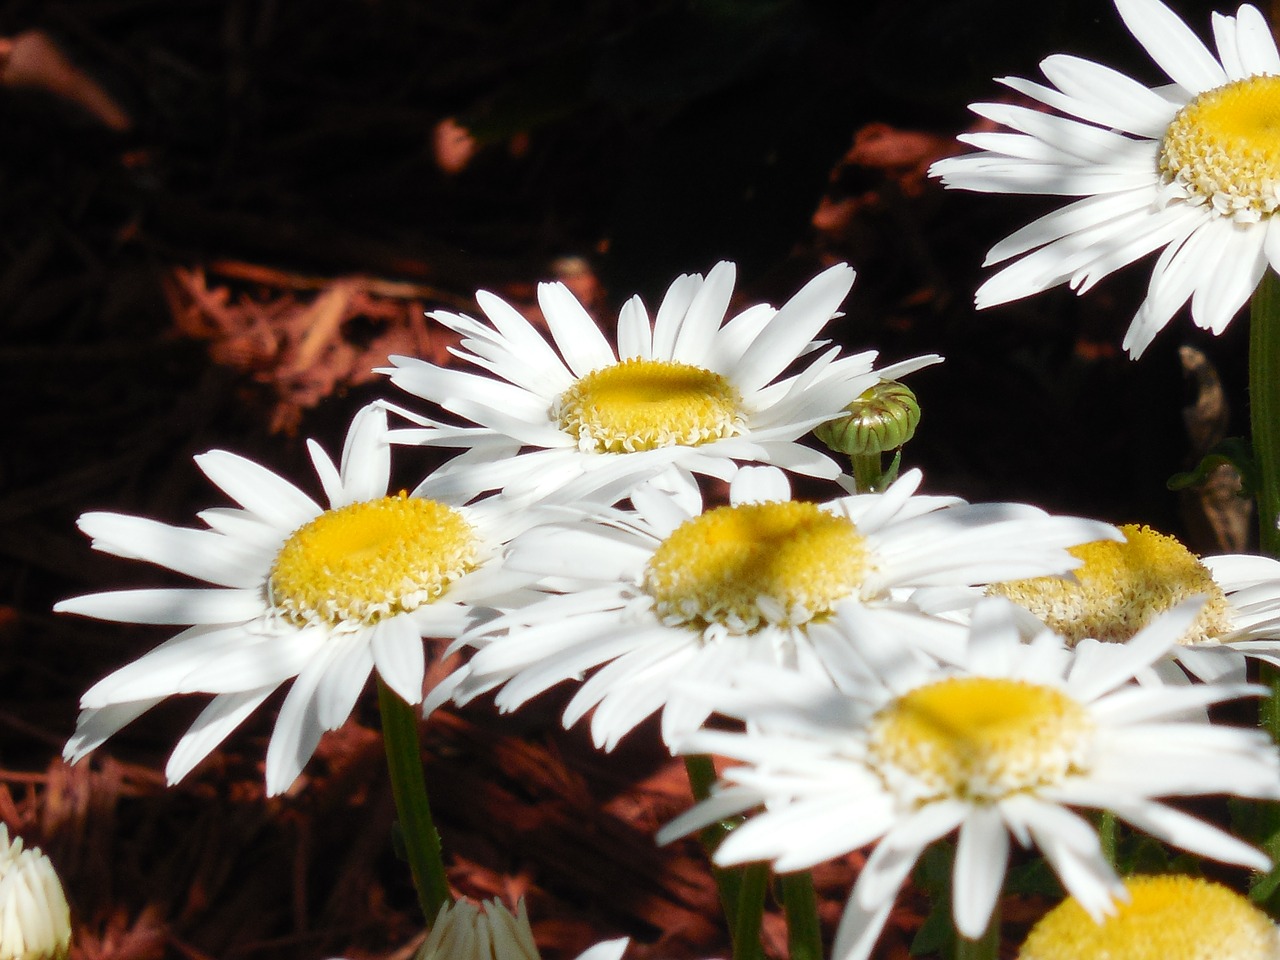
[56,404,538,796]
[981,522,1280,683]
[929,0,1280,357]
[1018,874,1280,960]
[431,465,1119,751]
[381,261,938,504]
[0,826,71,960]
[659,598,1280,960]
[416,899,627,960]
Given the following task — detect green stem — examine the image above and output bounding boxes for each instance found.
[779,871,823,960]
[1098,809,1118,869]
[850,453,884,493]
[1250,268,1280,558]
[733,864,769,960]
[682,755,743,932]
[952,899,1000,960]
[377,678,451,921]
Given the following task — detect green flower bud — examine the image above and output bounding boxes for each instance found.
[815,379,920,458]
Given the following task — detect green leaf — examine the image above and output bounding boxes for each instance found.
[1166,437,1257,495]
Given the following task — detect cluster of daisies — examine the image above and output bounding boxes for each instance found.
[45,0,1280,958]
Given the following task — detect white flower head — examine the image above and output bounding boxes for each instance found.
[658,597,1280,960]
[0,826,71,960]
[416,899,627,960]
[929,0,1280,357]
[431,466,1119,752]
[56,404,540,796]
[962,522,1280,685]
[380,261,939,504]
[1017,874,1280,960]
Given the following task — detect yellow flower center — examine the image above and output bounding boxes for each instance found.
[1159,74,1280,221]
[643,501,871,634]
[988,524,1231,646]
[269,494,479,627]
[1018,874,1280,960]
[551,357,745,453]
[867,677,1093,802]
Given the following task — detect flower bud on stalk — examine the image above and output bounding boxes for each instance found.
[815,379,920,492]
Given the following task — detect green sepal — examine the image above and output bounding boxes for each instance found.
[1166,437,1258,495]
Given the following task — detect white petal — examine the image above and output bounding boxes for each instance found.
[671,260,735,364]
[952,807,1008,939]
[1117,0,1228,92]
[372,615,428,705]
[55,588,264,625]
[194,450,321,529]
[336,403,391,504]
[615,295,652,359]
[537,281,615,378]
[1235,4,1280,74]
[165,687,275,784]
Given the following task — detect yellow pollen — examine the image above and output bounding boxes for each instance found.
[867,677,1093,802]
[988,524,1231,646]
[643,501,871,634]
[551,357,745,453]
[269,495,478,627]
[1159,74,1280,221]
[1018,874,1280,960]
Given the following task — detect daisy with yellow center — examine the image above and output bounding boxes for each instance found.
[55,405,540,796]
[929,0,1280,357]
[426,466,1118,751]
[659,598,1280,960]
[1018,874,1280,960]
[964,522,1280,684]
[379,261,938,505]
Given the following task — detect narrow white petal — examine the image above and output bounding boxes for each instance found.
[1189,223,1267,334]
[336,403,392,504]
[615,295,652,359]
[1235,4,1280,74]
[1111,799,1271,869]
[1117,0,1228,92]
[306,438,345,507]
[1037,54,1182,137]
[372,615,428,706]
[64,699,163,763]
[651,272,704,359]
[264,650,334,795]
[165,687,275,784]
[315,633,374,730]
[1212,11,1246,80]
[75,513,267,589]
[952,807,1008,939]
[671,260,735,364]
[537,281,615,378]
[55,588,264,625]
[194,450,321,529]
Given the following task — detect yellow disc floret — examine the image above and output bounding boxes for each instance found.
[1018,874,1280,960]
[552,358,745,453]
[269,494,479,627]
[988,524,1231,645]
[867,677,1093,802]
[1159,74,1280,221]
[643,501,871,634]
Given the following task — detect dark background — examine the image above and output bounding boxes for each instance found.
[0,1,1255,957]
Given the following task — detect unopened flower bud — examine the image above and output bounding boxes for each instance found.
[815,379,920,458]
[0,826,71,960]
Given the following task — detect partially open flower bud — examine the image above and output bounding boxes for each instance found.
[814,379,919,458]
[0,826,71,960]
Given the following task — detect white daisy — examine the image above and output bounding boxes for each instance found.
[943,522,1280,684]
[0,826,71,960]
[1017,874,1280,960]
[55,404,538,796]
[431,465,1119,751]
[928,0,1280,357]
[416,899,627,960]
[658,598,1280,960]
[380,261,939,504]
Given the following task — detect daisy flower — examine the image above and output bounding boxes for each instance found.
[416,899,627,960]
[1017,874,1280,960]
[0,826,71,960]
[928,0,1280,357]
[55,404,538,796]
[380,261,939,504]
[974,522,1280,683]
[658,598,1280,960]
[431,465,1119,751]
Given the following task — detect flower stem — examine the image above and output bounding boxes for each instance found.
[779,871,823,960]
[850,453,885,493]
[686,757,762,957]
[1098,809,1118,868]
[952,900,1000,960]
[377,677,451,920]
[733,864,769,960]
[1251,268,1280,558]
